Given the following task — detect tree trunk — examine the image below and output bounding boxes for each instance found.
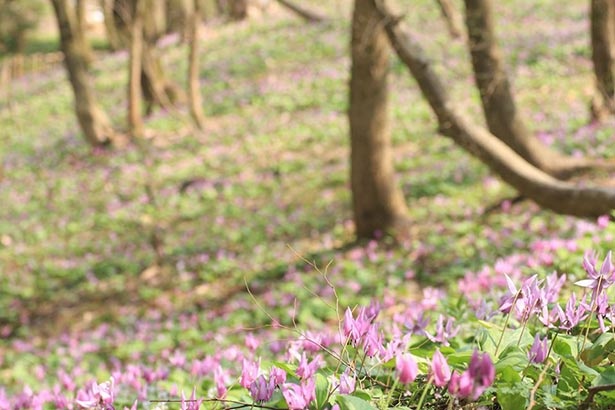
[373,0,615,219]
[100,0,123,50]
[274,0,327,23]
[349,0,409,239]
[590,0,615,121]
[75,0,94,65]
[229,0,248,20]
[50,0,114,147]
[188,0,206,129]
[129,0,144,138]
[463,0,594,179]
[435,0,464,39]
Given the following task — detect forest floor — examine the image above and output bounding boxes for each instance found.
[0,0,615,405]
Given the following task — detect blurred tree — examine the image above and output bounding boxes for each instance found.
[128,0,145,138]
[590,0,615,121]
[75,0,94,64]
[434,0,464,39]
[229,0,248,20]
[0,0,44,54]
[50,0,115,146]
[188,0,206,129]
[99,0,123,50]
[370,0,615,219]
[463,0,605,179]
[166,0,192,39]
[349,0,409,239]
[114,0,184,114]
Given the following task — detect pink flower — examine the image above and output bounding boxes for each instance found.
[282,379,315,410]
[396,353,418,384]
[528,334,548,364]
[296,353,321,379]
[240,359,260,388]
[269,366,287,386]
[449,350,495,400]
[250,375,274,402]
[75,377,115,409]
[430,349,451,387]
[339,369,356,394]
[180,387,203,410]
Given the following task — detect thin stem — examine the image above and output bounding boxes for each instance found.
[416,377,433,410]
[495,290,521,357]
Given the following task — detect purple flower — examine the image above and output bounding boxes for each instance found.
[180,388,203,410]
[282,379,315,410]
[269,366,287,386]
[396,353,418,384]
[430,349,451,387]
[250,375,274,403]
[296,353,321,379]
[554,293,587,331]
[339,369,356,394]
[75,377,115,409]
[528,334,548,364]
[240,359,260,388]
[576,251,615,304]
[449,350,495,401]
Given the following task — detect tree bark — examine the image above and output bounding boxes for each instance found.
[75,0,94,65]
[349,0,409,239]
[463,0,595,179]
[50,0,114,147]
[274,0,327,23]
[229,0,248,20]
[373,0,615,218]
[590,0,615,121]
[129,0,144,138]
[435,0,465,39]
[100,0,123,50]
[188,0,206,130]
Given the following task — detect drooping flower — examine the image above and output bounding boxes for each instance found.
[180,387,203,410]
[448,350,494,401]
[282,379,315,410]
[250,375,274,403]
[576,251,615,304]
[430,349,451,387]
[240,359,260,389]
[396,353,418,384]
[296,353,321,379]
[339,369,356,394]
[75,377,115,409]
[269,366,287,386]
[528,334,548,364]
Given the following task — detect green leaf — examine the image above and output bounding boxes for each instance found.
[496,346,529,372]
[480,323,534,359]
[580,332,615,366]
[552,335,578,358]
[593,366,615,387]
[315,372,330,410]
[335,394,377,410]
[496,382,530,410]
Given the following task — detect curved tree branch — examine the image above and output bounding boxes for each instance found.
[275,0,327,23]
[372,0,615,218]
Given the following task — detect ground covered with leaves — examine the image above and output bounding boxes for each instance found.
[1,0,615,409]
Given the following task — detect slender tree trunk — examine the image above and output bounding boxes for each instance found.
[373,0,615,219]
[129,0,145,138]
[349,0,409,239]
[435,0,464,39]
[590,0,615,121]
[463,0,592,179]
[188,0,206,129]
[75,0,94,65]
[50,0,114,147]
[100,0,123,50]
